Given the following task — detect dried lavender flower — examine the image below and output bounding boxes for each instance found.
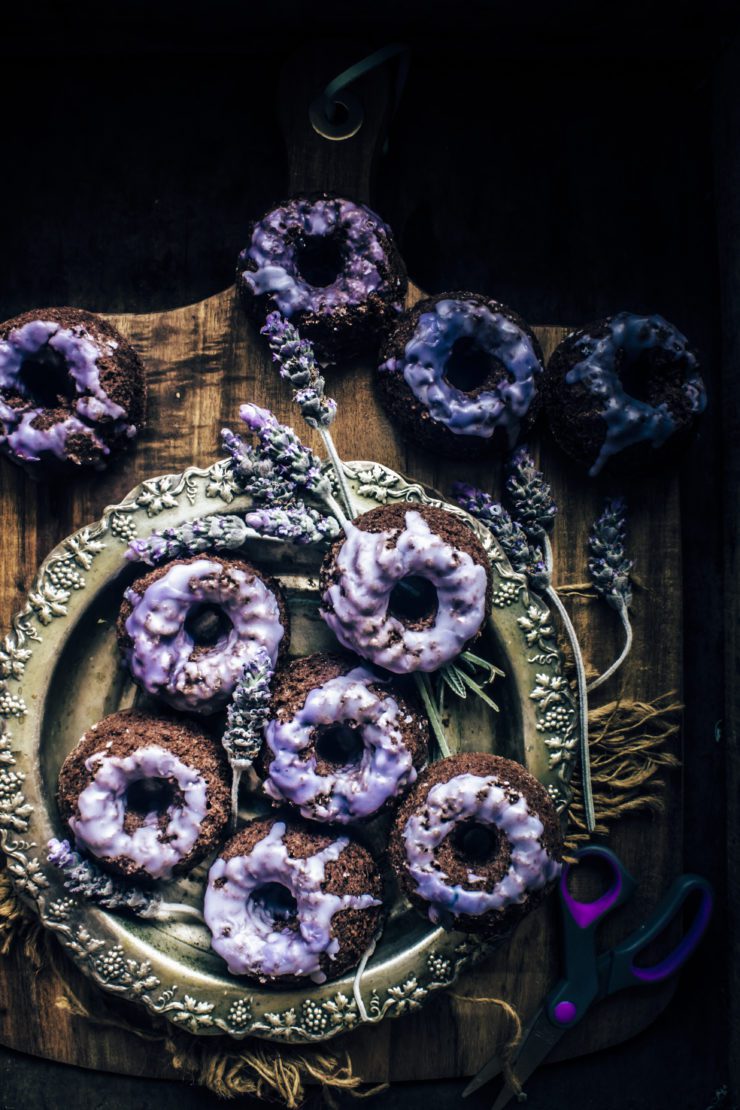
[238,403,332,499]
[261,312,337,428]
[127,514,250,565]
[127,504,339,565]
[243,504,340,544]
[453,482,545,584]
[47,838,163,917]
[588,498,634,610]
[505,446,557,540]
[222,648,274,764]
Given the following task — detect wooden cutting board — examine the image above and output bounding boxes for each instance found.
[0,44,683,1083]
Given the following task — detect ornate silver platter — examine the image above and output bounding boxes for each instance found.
[0,458,578,1042]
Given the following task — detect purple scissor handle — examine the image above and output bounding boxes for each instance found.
[547,845,713,1027]
[462,846,713,1108]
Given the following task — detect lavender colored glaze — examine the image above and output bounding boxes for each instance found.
[203,821,381,981]
[123,559,285,714]
[0,318,136,464]
[402,772,561,925]
[565,312,707,476]
[68,745,208,880]
[262,666,421,823]
[379,298,543,445]
[321,510,488,675]
[239,196,400,318]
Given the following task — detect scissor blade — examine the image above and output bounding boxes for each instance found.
[489,1014,566,1110]
[462,1010,543,1097]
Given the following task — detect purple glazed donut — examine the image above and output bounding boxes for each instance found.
[56,709,230,882]
[203,817,383,984]
[389,754,563,935]
[118,555,289,715]
[259,653,428,824]
[320,504,492,675]
[236,193,407,363]
[376,292,544,457]
[0,307,145,475]
[544,311,707,476]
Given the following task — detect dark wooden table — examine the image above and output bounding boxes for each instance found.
[0,7,733,1106]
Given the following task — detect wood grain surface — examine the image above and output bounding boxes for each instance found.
[0,45,683,1084]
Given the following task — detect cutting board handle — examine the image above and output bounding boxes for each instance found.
[277,41,397,203]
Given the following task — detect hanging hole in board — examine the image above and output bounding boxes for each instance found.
[309,90,364,141]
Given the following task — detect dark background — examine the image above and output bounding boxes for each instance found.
[0,3,736,1106]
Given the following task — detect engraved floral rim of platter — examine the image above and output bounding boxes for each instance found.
[0,457,578,1042]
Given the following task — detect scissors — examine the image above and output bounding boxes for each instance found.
[462,845,713,1109]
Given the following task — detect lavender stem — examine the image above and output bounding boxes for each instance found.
[587,598,633,693]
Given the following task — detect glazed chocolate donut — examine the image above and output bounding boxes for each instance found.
[389,753,562,935]
[377,292,544,457]
[259,653,428,823]
[236,193,407,363]
[57,709,230,882]
[544,312,707,476]
[0,307,145,475]
[118,555,289,715]
[320,504,492,675]
[203,816,383,984]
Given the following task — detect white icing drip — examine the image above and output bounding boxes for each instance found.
[402,772,561,924]
[321,511,488,674]
[203,822,381,981]
[69,745,208,881]
[123,558,285,714]
[262,666,420,823]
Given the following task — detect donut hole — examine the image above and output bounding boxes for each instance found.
[249,882,298,926]
[618,352,657,403]
[295,234,345,287]
[184,603,233,647]
[125,776,176,817]
[315,723,365,767]
[18,345,76,408]
[388,576,439,626]
[452,820,500,864]
[444,337,501,394]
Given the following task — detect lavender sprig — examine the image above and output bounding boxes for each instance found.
[258,317,355,522]
[455,477,595,833]
[236,404,331,498]
[587,499,634,693]
[261,312,337,429]
[127,514,250,565]
[126,506,339,565]
[222,649,274,764]
[505,447,557,544]
[588,498,633,610]
[221,648,274,826]
[453,483,547,588]
[46,839,201,921]
[243,504,340,544]
[220,428,296,503]
[221,405,349,530]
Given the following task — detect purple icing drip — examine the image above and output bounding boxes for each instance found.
[379,298,542,444]
[69,744,208,881]
[402,772,561,925]
[262,666,421,823]
[123,558,285,714]
[566,312,707,476]
[0,318,135,464]
[239,196,398,318]
[203,821,381,981]
[321,510,488,674]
